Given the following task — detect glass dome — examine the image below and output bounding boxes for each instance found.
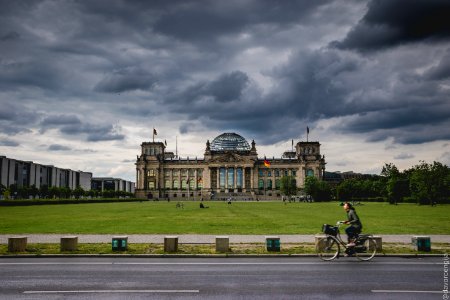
[210,133,251,152]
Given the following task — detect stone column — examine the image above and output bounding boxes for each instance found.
[234,167,237,189]
[242,168,246,189]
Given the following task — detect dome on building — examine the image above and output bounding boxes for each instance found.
[210,132,251,152]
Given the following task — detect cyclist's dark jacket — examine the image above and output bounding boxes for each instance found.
[347,209,362,230]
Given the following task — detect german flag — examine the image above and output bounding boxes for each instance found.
[264,159,271,167]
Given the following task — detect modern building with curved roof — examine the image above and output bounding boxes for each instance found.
[135,132,326,200]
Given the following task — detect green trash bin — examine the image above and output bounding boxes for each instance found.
[412,236,431,252]
[266,236,280,252]
[112,236,128,251]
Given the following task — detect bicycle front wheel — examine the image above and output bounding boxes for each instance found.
[317,236,340,261]
[355,237,377,261]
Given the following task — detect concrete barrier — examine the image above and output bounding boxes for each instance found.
[265,236,280,252]
[60,236,78,251]
[215,236,229,253]
[315,235,327,252]
[164,236,178,252]
[371,236,382,251]
[8,236,27,252]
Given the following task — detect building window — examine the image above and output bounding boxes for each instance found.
[165,179,171,189]
[173,169,179,176]
[284,170,288,176]
[189,179,195,190]
[275,169,280,177]
[219,167,226,188]
[197,169,203,177]
[268,171,272,177]
[148,181,155,190]
[267,179,272,190]
[292,170,296,176]
[181,180,187,190]
[189,169,195,177]
[258,179,264,190]
[164,170,170,177]
[182,169,188,177]
[236,168,243,188]
[275,179,281,190]
[173,179,179,189]
[258,169,264,177]
[227,168,234,189]
[307,169,314,177]
[197,177,203,189]
[148,169,155,177]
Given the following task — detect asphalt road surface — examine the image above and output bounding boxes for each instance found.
[0,256,445,299]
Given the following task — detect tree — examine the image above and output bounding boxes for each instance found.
[304,176,332,202]
[409,161,450,205]
[280,176,296,199]
[73,186,85,199]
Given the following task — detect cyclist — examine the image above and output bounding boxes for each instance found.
[342,202,362,247]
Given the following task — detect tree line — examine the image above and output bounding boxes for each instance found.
[283,161,449,205]
[0,184,134,200]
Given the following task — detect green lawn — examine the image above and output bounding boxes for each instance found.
[0,201,449,234]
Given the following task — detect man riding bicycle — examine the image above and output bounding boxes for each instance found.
[342,202,362,247]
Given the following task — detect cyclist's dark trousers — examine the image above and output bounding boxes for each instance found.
[345,226,361,242]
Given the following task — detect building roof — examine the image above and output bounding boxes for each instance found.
[210,132,251,152]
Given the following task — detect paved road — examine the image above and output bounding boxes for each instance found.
[1,234,449,244]
[0,256,445,299]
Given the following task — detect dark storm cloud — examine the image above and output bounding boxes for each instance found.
[40,114,125,142]
[94,67,157,93]
[152,0,330,43]
[425,52,450,80]
[182,71,250,104]
[0,103,38,135]
[334,0,450,51]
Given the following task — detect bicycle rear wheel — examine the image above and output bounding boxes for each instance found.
[355,237,377,261]
[317,236,340,261]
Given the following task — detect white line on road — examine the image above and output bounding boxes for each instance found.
[372,290,442,294]
[0,261,441,265]
[24,289,199,294]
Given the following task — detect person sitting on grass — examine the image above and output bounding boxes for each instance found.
[342,202,363,247]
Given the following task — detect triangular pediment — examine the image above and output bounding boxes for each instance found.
[209,152,255,164]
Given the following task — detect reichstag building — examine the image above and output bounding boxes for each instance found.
[135,133,326,200]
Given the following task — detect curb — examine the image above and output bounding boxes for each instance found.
[0,253,445,259]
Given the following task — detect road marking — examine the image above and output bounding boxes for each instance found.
[0,261,441,266]
[24,289,199,294]
[372,290,442,294]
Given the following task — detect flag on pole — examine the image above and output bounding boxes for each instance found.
[164,139,167,146]
[307,126,309,134]
[153,128,157,135]
[264,159,271,167]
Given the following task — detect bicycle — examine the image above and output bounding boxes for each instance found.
[316,221,377,261]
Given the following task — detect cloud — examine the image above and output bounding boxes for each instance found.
[40,114,125,142]
[394,153,414,160]
[333,0,450,51]
[48,144,71,151]
[94,67,157,93]
[0,139,20,147]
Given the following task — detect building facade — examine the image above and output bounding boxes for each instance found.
[135,132,326,200]
[0,155,92,190]
[91,177,135,193]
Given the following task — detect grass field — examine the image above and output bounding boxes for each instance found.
[0,201,449,235]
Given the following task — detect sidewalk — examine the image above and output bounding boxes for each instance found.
[1,234,449,244]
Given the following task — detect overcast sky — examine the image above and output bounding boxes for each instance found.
[1,0,449,182]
